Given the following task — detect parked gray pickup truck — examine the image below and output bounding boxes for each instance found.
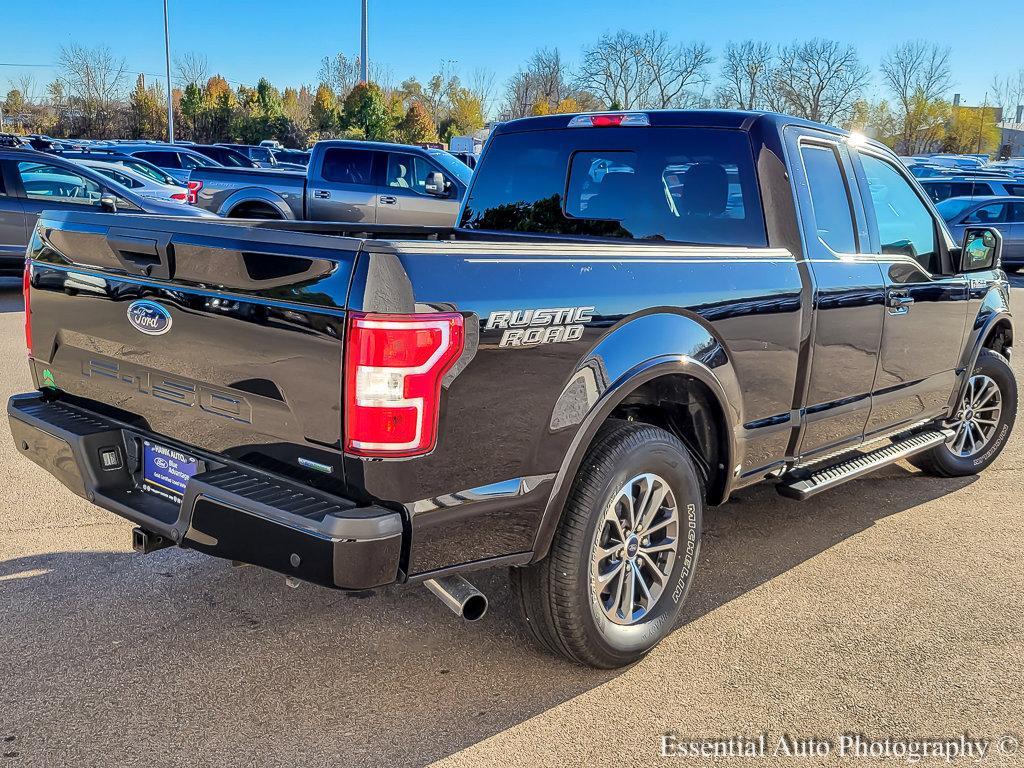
[191,140,472,226]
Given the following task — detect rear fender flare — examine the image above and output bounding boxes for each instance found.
[220,189,295,220]
[530,311,742,563]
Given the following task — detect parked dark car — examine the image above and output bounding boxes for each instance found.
[188,144,259,168]
[271,149,311,166]
[0,146,216,276]
[919,176,1024,203]
[938,196,1024,268]
[54,150,185,189]
[9,111,1015,668]
[97,143,223,183]
[191,139,472,225]
[216,143,277,167]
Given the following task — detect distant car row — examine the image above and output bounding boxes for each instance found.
[189,140,473,225]
[9,134,313,170]
[0,143,216,277]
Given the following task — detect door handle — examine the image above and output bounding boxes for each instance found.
[886,291,915,315]
[379,195,397,205]
[313,190,331,199]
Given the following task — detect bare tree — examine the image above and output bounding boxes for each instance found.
[54,43,128,136]
[576,31,646,109]
[174,52,209,89]
[770,39,869,125]
[636,32,713,109]
[529,48,570,106]
[880,40,953,152]
[469,67,496,120]
[15,73,39,105]
[991,68,1024,123]
[716,40,775,110]
[501,70,536,119]
[317,52,391,98]
[318,53,360,97]
[501,47,572,118]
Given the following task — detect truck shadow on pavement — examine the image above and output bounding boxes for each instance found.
[0,465,975,767]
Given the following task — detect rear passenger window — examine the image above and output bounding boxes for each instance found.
[799,144,856,254]
[461,127,766,247]
[321,149,375,186]
[1006,184,1024,197]
[924,182,974,203]
[859,153,938,273]
[963,203,1007,224]
[135,151,181,169]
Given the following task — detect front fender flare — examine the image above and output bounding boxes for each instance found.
[948,286,1013,411]
[530,310,743,563]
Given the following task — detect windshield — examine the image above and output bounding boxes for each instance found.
[429,150,473,185]
[123,160,177,186]
[183,151,218,168]
[936,197,981,221]
[218,150,253,167]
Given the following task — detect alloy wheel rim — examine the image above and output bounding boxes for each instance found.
[948,374,1002,458]
[590,472,679,626]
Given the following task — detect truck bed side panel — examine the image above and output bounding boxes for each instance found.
[192,166,307,218]
[347,241,804,575]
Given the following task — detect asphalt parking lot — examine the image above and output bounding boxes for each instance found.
[1,278,1022,768]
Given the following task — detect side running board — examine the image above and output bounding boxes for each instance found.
[777,428,955,501]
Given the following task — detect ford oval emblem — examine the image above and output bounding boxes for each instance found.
[127,300,172,336]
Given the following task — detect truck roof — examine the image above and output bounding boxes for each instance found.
[492,109,856,139]
[312,139,449,155]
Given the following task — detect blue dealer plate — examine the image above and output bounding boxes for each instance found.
[142,440,201,502]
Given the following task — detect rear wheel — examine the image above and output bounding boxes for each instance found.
[910,348,1016,476]
[510,420,703,668]
[229,203,282,220]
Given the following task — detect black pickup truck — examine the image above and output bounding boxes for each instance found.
[9,111,1016,668]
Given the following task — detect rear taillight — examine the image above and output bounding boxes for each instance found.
[344,312,465,458]
[23,260,32,355]
[567,112,650,128]
[186,180,203,204]
[171,192,187,202]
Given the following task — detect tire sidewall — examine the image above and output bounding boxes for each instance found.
[938,350,1017,474]
[576,435,703,663]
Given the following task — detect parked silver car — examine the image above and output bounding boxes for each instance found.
[937,196,1024,269]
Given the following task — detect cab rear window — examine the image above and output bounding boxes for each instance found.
[460,126,766,247]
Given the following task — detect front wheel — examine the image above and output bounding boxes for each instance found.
[510,421,703,668]
[910,348,1017,477]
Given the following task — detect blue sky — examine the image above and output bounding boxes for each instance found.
[1,0,1019,109]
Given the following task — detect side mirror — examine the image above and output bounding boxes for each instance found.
[99,195,118,213]
[424,171,450,197]
[957,227,1002,273]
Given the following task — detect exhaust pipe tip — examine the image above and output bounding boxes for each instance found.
[461,592,488,622]
[424,575,488,622]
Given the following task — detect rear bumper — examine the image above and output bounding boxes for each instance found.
[7,393,404,590]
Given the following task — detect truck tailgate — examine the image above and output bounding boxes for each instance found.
[25,211,358,482]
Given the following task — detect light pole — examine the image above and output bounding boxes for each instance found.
[359,0,368,83]
[163,0,175,143]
